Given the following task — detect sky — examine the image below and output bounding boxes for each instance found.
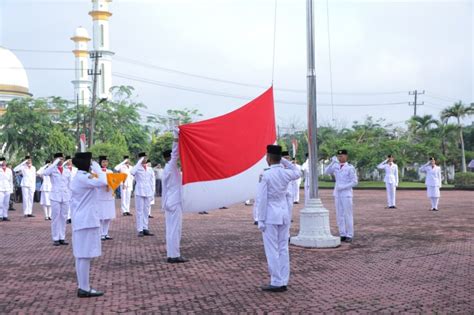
[0,0,472,130]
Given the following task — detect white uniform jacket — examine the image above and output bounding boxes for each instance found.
[0,167,14,193]
[43,159,72,202]
[37,164,52,192]
[130,158,155,197]
[256,158,301,225]
[419,163,442,187]
[70,167,108,231]
[324,161,358,197]
[114,161,134,189]
[13,161,36,189]
[376,161,399,185]
[162,142,182,212]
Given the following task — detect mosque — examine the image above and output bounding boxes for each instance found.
[0,0,113,113]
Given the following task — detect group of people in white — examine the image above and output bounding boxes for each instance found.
[0,132,445,296]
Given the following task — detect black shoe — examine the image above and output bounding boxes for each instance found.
[101,236,106,241]
[127,212,133,216]
[67,219,71,224]
[344,237,353,243]
[138,231,144,237]
[261,285,286,292]
[77,288,104,298]
[48,217,52,220]
[392,206,397,209]
[105,235,113,240]
[293,201,299,204]
[59,240,69,245]
[53,241,61,246]
[122,213,128,216]
[167,256,188,263]
[27,214,35,217]
[254,221,258,225]
[219,207,227,209]
[2,217,9,221]
[148,215,154,218]
[433,208,439,211]
[340,236,347,241]
[8,207,15,211]
[143,229,154,236]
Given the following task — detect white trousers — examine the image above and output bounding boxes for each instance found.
[165,208,182,258]
[335,196,354,238]
[121,188,132,214]
[135,196,151,232]
[75,258,91,291]
[430,197,440,209]
[100,219,111,236]
[43,205,52,219]
[293,180,300,203]
[51,200,68,241]
[67,204,71,220]
[385,183,396,207]
[262,223,290,287]
[21,187,35,215]
[0,191,10,218]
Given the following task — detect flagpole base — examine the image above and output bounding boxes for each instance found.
[290,198,340,248]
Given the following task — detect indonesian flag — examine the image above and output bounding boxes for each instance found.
[179,87,276,212]
[80,134,87,152]
[291,139,298,158]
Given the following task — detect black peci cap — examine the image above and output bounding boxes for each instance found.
[162,150,172,158]
[54,152,64,158]
[267,145,282,155]
[138,152,147,158]
[337,149,348,155]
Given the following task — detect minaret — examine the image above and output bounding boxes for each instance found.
[89,0,114,99]
[71,27,91,106]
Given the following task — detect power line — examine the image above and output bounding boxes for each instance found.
[114,72,408,107]
[425,93,459,103]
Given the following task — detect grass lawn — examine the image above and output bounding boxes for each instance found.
[315,181,455,189]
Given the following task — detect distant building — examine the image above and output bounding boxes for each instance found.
[0,46,32,113]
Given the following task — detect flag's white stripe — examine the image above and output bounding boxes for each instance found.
[182,156,267,212]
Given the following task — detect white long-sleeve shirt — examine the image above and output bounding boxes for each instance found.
[37,164,52,192]
[43,159,72,202]
[94,168,114,201]
[324,160,358,197]
[256,158,301,225]
[419,163,442,187]
[13,161,36,189]
[114,160,134,189]
[162,142,182,212]
[0,167,13,193]
[377,160,399,185]
[130,158,155,197]
[70,167,108,231]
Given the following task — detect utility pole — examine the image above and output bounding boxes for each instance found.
[88,51,102,147]
[409,90,425,116]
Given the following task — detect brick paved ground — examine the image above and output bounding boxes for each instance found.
[0,189,472,314]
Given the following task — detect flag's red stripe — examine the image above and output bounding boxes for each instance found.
[179,87,276,185]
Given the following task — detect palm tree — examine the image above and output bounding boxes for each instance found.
[409,115,438,133]
[435,120,458,184]
[441,101,474,172]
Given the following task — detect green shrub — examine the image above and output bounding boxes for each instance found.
[454,172,474,189]
[318,174,334,182]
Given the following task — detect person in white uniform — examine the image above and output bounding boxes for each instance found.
[148,161,156,218]
[324,149,358,243]
[37,160,52,220]
[114,156,134,216]
[301,153,310,206]
[44,153,72,246]
[291,159,302,204]
[419,157,442,211]
[281,151,295,225]
[96,156,116,241]
[14,155,36,217]
[64,156,77,224]
[376,154,399,209]
[70,152,107,298]
[131,152,155,237]
[256,145,301,292]
[162,128,188,263]
[0,157,13,221]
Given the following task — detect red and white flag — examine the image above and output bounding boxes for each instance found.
[80,134,87,152]
[178,87,276,212]
[291,139,298,158]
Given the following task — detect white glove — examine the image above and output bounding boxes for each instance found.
[258,221,266,232]
[331,156,338,163]
[90,161,102,174]
[173,127,179,139]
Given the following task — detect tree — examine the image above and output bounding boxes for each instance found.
[149,132,174,166]
[434,120,459,184]
[441,101,474,172]
[408,114,438,139]
[0,97,53,166]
